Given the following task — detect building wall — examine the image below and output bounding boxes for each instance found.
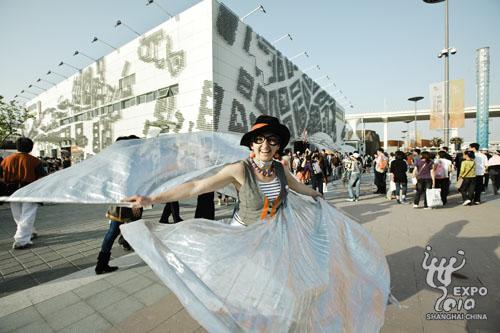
[23,0,346,159]
[24,0,213,159]
[211,1,344,147]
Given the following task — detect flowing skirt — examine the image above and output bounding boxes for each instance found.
[121,192,390,332]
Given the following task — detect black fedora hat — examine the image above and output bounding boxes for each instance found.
[240,115,290,150]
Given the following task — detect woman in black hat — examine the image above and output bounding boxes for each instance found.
[122,115,389,332]
[125,115,322,224]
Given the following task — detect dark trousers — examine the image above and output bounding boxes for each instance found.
[435,178,450,205]
[483,174,489,192]
[101,220,120,254]
[395,182,407,197]
[461,178,476,202]
[374,172,386,193]
[159,201,182,223]
[195,192,215,220]
[414,179,432,207]
[473,176,484,203]
[312,173,324,194]
[490,173,499,195]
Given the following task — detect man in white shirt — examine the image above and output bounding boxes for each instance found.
[469,143,488,204]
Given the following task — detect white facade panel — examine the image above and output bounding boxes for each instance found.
[211,1,344,147]
[24,0,345,159]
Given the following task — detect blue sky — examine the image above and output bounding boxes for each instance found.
[0,0,499,142]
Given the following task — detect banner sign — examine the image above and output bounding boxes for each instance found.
[429,82,444,130]
[476,47,490,148]
[449,79,465,128]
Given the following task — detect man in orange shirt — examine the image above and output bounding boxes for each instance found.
[0,138,46,249]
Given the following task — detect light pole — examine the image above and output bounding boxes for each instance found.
[423,0,457,147]
[114,20,140,37]
[402,131,408,150]
[303,65,320,73]
[408,96,424,147]
[404,120,412,148]
[47,70,68,79]
[37,78,56,86]
[240,5,266,22]
[73,50,97,62]
[92,36,117,50]
[290,51,309,61]
[146,0,173,17]
[272,33,292,45]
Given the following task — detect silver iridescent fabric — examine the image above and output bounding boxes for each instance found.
[3,132,246,204]
[2,132,390,332]
[121,193,390,332]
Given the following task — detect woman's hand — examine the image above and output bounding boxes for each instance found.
[132,207,142,217]
[312,191,323,201]
[122,195,153,208]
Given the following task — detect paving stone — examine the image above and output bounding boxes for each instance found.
[14,319,55,333]
[27,263,50,273]
[132,283,171,306]
[1,264,24,275]
[58,313,111,333]
[34,291,81,317]
[86,286,128,310]
[149,308,200,333]
[0,306,43,332]
[44,301,95,331]
[98,296,145,325]
[103,269,139,286]
[117,274,154,294]
[74,279,113,299]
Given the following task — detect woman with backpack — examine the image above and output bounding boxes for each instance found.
[458,151,476,206]
[412,151,434,209]
[432,151,453,206]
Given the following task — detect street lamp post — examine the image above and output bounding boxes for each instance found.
[92,36,117,50]
[240,5,266,22]
[423,0,456,147]
[289,51,309,61]
[408,96,424,147]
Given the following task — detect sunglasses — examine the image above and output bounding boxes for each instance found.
[253,135,280,146]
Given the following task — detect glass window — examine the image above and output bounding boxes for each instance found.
[146,91,156,102]
[169,84,179,96]
[113,102,121,112]
[158,87,169,97]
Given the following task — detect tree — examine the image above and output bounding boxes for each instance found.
[450,136,464,150]
[0,96,33,147]
[430,137,443,148]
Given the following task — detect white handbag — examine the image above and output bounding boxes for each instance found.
[426,188,443,208]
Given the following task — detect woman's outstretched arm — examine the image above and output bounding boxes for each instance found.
[124,162,244,208]
[283,166,322,199]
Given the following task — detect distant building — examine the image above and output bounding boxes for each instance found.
[23,0,345,160]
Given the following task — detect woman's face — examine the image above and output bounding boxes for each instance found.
[250,132,281,162]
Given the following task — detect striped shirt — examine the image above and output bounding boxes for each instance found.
[232,177,281,226]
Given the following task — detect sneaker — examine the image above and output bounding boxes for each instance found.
[424,207,432,210]
[354,197,360,202]
[396,199,401,204]
[413,204,419,208]
[462,200,471,206]
[401,199,409,205]
[12,241,33,250]
[30,232,38,240]
[346,198,355,202]
[474,202,480,205]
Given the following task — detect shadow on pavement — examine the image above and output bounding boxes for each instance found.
[386,219,500,331]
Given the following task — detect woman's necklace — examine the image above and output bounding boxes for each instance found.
[251,158,274,177]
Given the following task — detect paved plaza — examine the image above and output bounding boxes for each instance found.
[0,176,499,333]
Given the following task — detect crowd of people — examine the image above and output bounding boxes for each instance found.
[3,116,499,330]
[370,144,500,208]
